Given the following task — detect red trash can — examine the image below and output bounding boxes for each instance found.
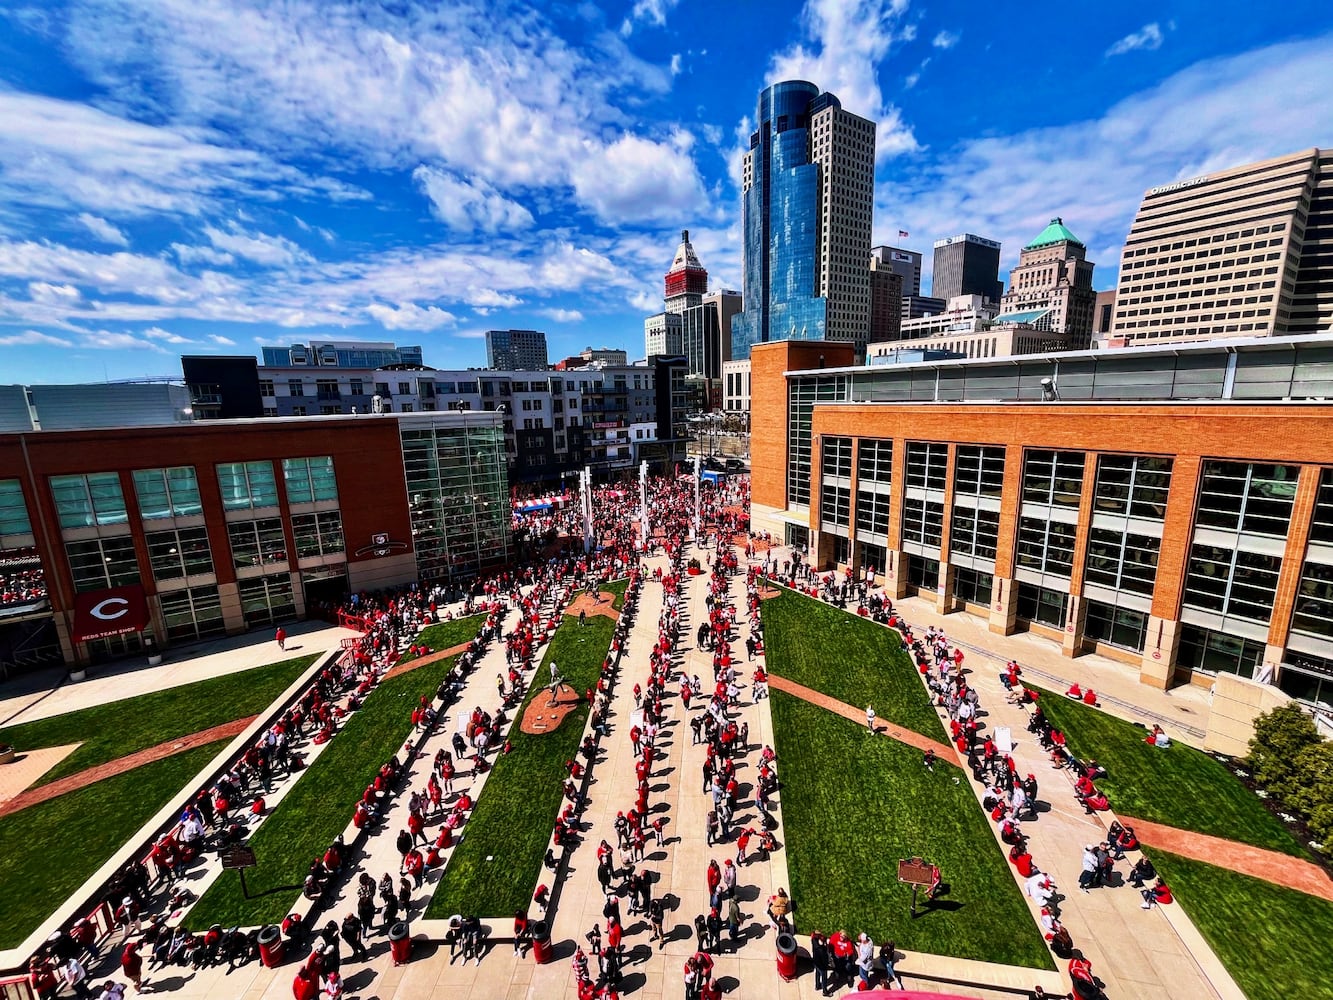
[388,921,412,966]
[257,925,285,968]
[775,932,798,981]
[531,919,552,964]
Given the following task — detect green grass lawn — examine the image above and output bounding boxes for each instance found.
[412,614,488,657]
[0,654,319,787]
[1148,850,1333,1000]
[188,618,483,927]
[603,578,629,611]
[762,588,945,743]
[771,692,1053,969]
[1034,689,1306,856]
[428,614,616,918]
[0,739,229,949]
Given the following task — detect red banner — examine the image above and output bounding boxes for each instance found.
[72,584,148,643]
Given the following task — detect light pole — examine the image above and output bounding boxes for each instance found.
[638,460,650,543]
[690,455,702,542]
[580,466,594,553]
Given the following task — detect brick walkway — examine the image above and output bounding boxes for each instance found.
[766,673,961,766]
[0,716,256,818]
[382,639,475,681]
[1122,815,1333,901]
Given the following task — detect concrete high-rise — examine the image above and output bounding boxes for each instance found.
[732,80,876,360]
[485,329,548,370]
[868,258,903,343]
[871,245,921,296]
[664,230,708,315]
[998,218,1097,348]
[1110,148,1333,346]
[931,234,1002,302]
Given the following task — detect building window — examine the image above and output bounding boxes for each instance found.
[950,507,1000,560]
[1016,517,1076,577]
[1291,559,1333,640]
[1195,461,1298,536]
[282,457,338,504]
[1017,582,1068,628]
[290,510,345,560]
[350,379,364,396]
[1093,454,1173,519]
[291,405,307,417]
[1084,529,1160,595]
[216,461,279,511]
[1022,450,1084,508]
[145,526,214,581]
[227,517,288,569]
[1177,624,1266,678]
[316,379,340,401]
[821,483,851,528]
[821,437,853,478]
[1084,600,1148,652]
[905,441,948,490]
[133,467,203,520]
[905,554,939,589]
[0,479,32,536]
[902,497,944,547]
[288,379,305,397]
[855,489,892,537]
[1182,544,1283,624]
[953,567,993,607]
[50,473,128,528]
[259,380,274,397]
[66,536,139,592]
[954,445,1005,498]
[159,584,226,641]
[238,574,297,628]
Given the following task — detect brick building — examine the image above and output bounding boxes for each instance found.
[749,336,1333,704]
[0,411,509,672]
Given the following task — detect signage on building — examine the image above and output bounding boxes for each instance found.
[1147,175,1210,197]
[891,251,915,262]
[933,234,1002,250]
[354,532,409,558]
[72,583,148,643]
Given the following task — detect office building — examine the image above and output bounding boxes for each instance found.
[723,360,751,416]
[485,329,549,371]
[0,383,196,433]
[644,312,684,359]
[901,295,947,322]
[1110,148,1333,346]
[681,291,742,385]
[868,258,904,344]
[664,230,709,315]
[262,340,423,369]
[1093,290,1117,345]
[749,335,1333,707]
[997,218,1097,349]
[579,347,629,366]
[732,80,877,360]
[931,234,1003,302]
[871,245,922,297]
[0,410,510,673]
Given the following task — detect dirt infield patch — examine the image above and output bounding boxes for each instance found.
[519,685,583,735]
[566,591,619,622]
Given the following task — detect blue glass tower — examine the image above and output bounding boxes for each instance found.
[732,81,876,360]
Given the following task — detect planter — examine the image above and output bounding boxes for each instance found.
[148,654,163,666]
[0,746,16,765]
[69,669,87,682]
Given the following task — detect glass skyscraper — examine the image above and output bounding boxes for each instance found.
[732,81,877,360]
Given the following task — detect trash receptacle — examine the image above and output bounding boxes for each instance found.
[775,932,798,981]
[257,924,285,968]
[388,921,412,966]
[531,919,552,964]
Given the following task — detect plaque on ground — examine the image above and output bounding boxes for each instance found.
[220,846,257,870]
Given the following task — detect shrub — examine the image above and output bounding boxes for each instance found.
[1248,703,1320,794]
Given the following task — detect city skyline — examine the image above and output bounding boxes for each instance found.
[2,0,1333,382]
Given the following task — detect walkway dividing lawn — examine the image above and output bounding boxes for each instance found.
[1123,815,1333,901]
[383,638,475,680]
[766,673,961,766]
[0,715,257,818]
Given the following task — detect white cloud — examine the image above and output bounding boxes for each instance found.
[81,329,168,352]
[27,282,82,304]
[203,224,311,268]
[366,301,458,330]
[412,166,534,233]
[0,329,73,347]
[621,0,680,34]
[209,334,236,344]
[570,131,709,224]
[670,53,682,76]
[1106,23,1164,57]
[142,325,195,344]
[538,308,584,323]
[875,34,1333,292]
[76,213,130,247]
[932,30,959,50]
[768,0,919,161]
[171,243,235,266]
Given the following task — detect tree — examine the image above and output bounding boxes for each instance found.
[1247,703,1320,792]
[1287,741,1333,821]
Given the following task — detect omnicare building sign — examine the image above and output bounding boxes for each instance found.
[1148,175,1210,197]
[72,583,148,642]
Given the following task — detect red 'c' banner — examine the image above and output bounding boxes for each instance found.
[72,583,148,643]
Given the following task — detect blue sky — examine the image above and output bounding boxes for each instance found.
[2,0,1332,382]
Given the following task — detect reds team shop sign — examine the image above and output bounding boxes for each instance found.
[72,584,148,643]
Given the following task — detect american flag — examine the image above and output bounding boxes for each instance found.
[899,230,909,238]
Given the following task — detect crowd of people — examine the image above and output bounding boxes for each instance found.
[0,550,47,611]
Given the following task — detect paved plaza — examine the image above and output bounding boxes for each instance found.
[2,537,1314,1000]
